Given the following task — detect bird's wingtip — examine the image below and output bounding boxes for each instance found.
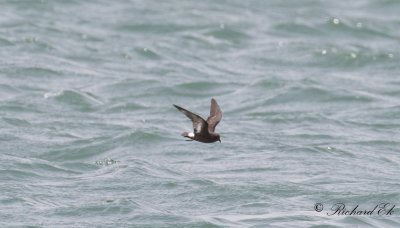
[173,104,183,111]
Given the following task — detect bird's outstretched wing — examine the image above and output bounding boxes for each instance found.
[206,98,222,133]
[173,104,209,136]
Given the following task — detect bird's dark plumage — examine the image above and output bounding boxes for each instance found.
[173,98,222,143]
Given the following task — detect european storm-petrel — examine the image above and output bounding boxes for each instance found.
[173,98,222,143]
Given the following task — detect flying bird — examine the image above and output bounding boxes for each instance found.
[173,98,222,143]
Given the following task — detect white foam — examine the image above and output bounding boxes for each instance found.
[43,91,62,99]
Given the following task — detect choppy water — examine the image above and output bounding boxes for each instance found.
[1,0,400,227]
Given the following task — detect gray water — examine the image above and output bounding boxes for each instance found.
[1,0,400,227]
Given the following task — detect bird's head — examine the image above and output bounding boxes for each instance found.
[216,134,221,143]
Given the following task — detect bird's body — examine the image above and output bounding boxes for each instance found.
[173,98,222,143]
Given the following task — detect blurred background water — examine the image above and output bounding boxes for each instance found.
[1,0,400,227]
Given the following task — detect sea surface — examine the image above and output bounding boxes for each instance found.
[1,0,400,227]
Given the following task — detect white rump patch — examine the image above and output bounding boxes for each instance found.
[188,132,195,138]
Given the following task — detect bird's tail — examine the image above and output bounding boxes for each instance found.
[181,132,194,139]
[181,132,194,141]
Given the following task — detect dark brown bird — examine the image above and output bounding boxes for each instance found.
[173,98,222,143]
